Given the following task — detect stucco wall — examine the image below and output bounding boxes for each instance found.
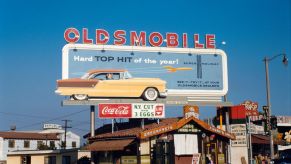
[140,139,150,155]
[230,146,248,164]
[7,156,21,164]
[31,155,44,164]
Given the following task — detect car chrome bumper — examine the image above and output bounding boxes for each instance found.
[159,91,167,98]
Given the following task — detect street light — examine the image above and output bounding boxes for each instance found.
[263,53,288,159]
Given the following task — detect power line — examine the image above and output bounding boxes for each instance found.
[6,108,88,131]
[0,111,50,119]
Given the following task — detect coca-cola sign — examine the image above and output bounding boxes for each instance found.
[99,104,132,118]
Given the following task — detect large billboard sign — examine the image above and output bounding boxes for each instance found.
[60,44,228,99]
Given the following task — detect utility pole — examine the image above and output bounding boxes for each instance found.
[62,120,72,149]
[263,53,288,159]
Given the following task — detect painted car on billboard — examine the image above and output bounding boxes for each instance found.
[55,69,167,101]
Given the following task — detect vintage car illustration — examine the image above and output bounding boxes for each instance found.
[55,69,167,101]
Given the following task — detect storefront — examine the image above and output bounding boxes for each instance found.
[86,116,235,164]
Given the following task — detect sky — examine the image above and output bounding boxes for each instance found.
[0,0,290,139]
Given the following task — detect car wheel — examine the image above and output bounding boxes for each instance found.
[72,94,88,100]
[142,88,158,101]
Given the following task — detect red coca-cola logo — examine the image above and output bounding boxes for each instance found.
[99,104,132,118]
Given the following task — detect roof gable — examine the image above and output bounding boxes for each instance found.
[139,117,235,139]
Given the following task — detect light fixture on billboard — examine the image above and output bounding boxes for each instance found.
[73,48,78,52]
[130,40,139,55]
[283,55,288,66]
[101,36,109,53]
[214,41,226,57]
[157,39,167,55]
[188,48,192,56]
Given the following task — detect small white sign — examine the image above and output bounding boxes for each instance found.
[43,124,62,130]
[132,103,165,118]
[230,124,247,147]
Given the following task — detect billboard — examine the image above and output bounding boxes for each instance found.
[61,44,228,98]
[98,103,165,118]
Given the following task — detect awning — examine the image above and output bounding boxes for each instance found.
[86,139,134,151]
[252,134,269,144]
[251,134,283,145]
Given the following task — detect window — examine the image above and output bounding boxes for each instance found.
[24,140,30,148]
[112,73,120,80]
[49,141,55,149]
[72,141,76,148]
[37,141,43,148]
[90,72,120,80]
[8,140,15,148]
[90,73,107,80]
[62,156,71,164]
[45,156,56,164]
[123,71,132,79]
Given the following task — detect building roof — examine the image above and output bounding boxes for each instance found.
[89,117,235,141]
[0,131,59,140]
[88,118,178,140]
[86,139,134,151]
[7,149,79,156]
[140,117,235,139]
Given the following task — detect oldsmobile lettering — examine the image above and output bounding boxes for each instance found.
[64,28,216,49]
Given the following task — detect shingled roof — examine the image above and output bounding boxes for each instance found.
[88,117,235,141]
[0,131,59,140]
[88,118,179,140]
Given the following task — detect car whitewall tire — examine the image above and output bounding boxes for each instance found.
[72,94,88,100]
[143,88,158,101]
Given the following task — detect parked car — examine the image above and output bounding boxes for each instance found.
[55,69,167,101]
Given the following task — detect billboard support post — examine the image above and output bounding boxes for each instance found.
[90,106,95,137]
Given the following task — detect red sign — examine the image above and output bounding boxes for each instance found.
[64,28,216,49]
[98,104,132,118]
[240,100,259,116]
[155,105,164,116]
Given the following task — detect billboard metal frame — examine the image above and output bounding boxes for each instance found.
[62,44,228,98]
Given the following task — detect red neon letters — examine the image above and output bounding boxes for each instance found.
[64,28,216,49]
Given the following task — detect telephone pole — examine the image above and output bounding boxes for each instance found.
[62,120,72,149]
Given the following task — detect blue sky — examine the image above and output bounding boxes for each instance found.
[0,0,290,137]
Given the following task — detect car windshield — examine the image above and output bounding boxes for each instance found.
[124,71,133,79]
[81,73,90,79]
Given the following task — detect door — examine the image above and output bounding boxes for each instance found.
[152,140,174,164]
